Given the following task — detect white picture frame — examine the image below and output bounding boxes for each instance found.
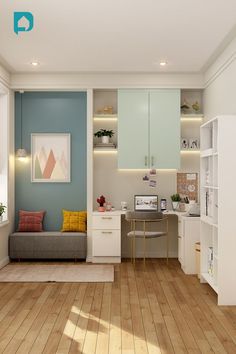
[181,137,189,149]
[31,133,71,183]
[189,138,199,150]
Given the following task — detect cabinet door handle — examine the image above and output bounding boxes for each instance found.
[102,217,112,220]
[102,231,112,234]
[151,156,154,166]
[145,156,148,166]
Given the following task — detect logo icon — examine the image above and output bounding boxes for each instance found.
[14,12,34,35]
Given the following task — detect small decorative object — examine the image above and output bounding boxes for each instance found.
[97,195,106,212]
[94,129,114,144]
[121,201,128,211]
[189,138,199,149]
[181,138,189,149]
[31,133,71,183]
[149,169,156,176]
[106,201,112,211]
[192,101,200,113]
[170,193,181,211]
[181,100,190,114]
[149,180,156,188]
[97,106,113,115]
[0,203,6,222]
[179,202,186,212]
[142,174,149,181]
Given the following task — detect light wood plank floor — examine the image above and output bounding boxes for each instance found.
[0,259,235,353]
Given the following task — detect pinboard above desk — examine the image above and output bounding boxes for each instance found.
[177,173,198,202]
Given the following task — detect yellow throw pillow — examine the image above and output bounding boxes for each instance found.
[61,210,87,232]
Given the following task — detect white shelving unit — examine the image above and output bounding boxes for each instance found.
[200,115,236,305]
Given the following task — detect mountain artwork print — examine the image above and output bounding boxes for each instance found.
[31,133,71,182]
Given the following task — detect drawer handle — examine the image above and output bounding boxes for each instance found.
[102,231,113,234]
[102,217,112,220]
[145,156,148,166]
[151,156,154,166]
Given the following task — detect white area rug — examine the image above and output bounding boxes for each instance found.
[0,264,114,283]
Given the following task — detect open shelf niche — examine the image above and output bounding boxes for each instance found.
[93,89,118,152]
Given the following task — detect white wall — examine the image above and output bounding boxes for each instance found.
[204,36,236,119]
[0,65,14,268]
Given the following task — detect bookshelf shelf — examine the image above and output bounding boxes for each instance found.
[200,115,236,305]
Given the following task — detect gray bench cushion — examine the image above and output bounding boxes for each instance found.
[9,231,87,259]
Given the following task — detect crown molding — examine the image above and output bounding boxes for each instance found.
[204,35,236,88]
[0,64,10,88]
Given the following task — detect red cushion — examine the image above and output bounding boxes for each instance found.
[18,210,45,232]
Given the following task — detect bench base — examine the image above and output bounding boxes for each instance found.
[9,232,87,260]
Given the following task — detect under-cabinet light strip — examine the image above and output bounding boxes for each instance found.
[93,118,118,122]
[180,117,203,122]
[93,150,117,153]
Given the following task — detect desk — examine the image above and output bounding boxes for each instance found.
[92,210,200,273]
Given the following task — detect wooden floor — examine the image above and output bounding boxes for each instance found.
[0,259,235,353]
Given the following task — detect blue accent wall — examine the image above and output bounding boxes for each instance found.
[15,92,87,230]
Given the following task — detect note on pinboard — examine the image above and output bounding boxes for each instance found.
[177,173,198,202]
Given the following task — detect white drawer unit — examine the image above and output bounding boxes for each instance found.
[92,211,122,263]
[178,216,200,274]
[93,215,120,229]
[93,230,121,256]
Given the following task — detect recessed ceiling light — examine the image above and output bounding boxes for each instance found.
[31,61,39,67]
[160,61,167,66]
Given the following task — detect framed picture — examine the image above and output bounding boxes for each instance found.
[189,138,199,149]
[181,138,189,149]
[31,133,71,183]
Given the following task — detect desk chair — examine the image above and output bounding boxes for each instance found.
[125,211,169,264]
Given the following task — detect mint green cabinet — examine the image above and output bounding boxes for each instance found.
[118,89,180,169]
[149,90,180,169]
[118,90,149,169]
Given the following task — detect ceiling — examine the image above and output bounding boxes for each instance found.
[1,0,236,73]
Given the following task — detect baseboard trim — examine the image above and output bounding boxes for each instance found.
[92,256,121,264]
[0,257,9,269]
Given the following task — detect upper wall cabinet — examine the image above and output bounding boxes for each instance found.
[118,90,149,169]
[118,89,180,169]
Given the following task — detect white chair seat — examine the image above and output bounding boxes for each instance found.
[127,231,166,238]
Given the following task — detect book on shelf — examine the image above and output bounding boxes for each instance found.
[208,247,213,276]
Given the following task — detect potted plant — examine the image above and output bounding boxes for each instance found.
[170,193,181,211]
[94,129,114,144]
[0,203,6,222]
[97,195,106,212]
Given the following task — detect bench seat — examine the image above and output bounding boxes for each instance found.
[9,231,87,260]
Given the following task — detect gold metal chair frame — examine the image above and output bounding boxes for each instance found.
[128,217,169,265]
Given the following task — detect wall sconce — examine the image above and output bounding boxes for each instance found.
[16,91,27,159]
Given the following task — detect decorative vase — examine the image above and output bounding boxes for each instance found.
[0,215,3,222]
[102,136,109,144]
[172,201,179,211]
[98,206,105,212]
